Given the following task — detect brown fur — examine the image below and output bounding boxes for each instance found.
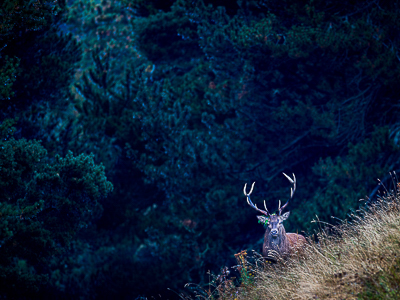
[263,220,290,259]
[287,232,307,254]
[259,214,307,260]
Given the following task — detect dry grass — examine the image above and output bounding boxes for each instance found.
[187,183,400,300]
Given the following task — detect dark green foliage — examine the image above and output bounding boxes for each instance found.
[307,127,400,227]
[65,0,139,76]
[0,0,61,46]
[0,56,20,100]
[0,0,82,150]
[13,29,80,101]
[132,3,202,63]
[0,119,112,298]
[0,0,67,101]
[119,0,176,16]
[55,0,400,297]
[183,0,400,230]
[2,0,400,298]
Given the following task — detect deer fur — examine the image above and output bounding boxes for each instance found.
[258,213,306,260]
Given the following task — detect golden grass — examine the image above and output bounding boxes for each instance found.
[197,184,400,300]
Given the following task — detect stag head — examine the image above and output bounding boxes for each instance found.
[256,212,290,238]
[243,172,296,224]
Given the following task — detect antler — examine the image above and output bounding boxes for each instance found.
[244,182,270,216]
[279,173,296,216]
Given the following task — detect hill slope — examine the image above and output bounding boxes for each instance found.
[191,180,400,300]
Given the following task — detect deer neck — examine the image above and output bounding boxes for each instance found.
[264,226,289,255]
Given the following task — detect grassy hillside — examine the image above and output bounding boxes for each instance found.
[184,178,400,300]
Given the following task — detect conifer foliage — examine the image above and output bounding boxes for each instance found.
[61,0,400,297]
[2,0,400,298]
[0,119,113,298]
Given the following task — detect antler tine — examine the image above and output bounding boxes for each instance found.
[244,182,269,216]
[279,173,296,215]
[264,200,268,212]
[243,182,255,196]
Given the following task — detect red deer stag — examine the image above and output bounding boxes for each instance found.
[244,173,306,260]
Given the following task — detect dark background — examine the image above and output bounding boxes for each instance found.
[1,0,400,298]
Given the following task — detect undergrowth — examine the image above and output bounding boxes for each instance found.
[181,175,400,299]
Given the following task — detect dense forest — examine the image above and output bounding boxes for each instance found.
[1,0,400,298]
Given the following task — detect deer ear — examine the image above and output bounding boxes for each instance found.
[257,216,269,225]
[280,211,290,221]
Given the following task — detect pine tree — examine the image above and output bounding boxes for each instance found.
[0,119,113,298]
